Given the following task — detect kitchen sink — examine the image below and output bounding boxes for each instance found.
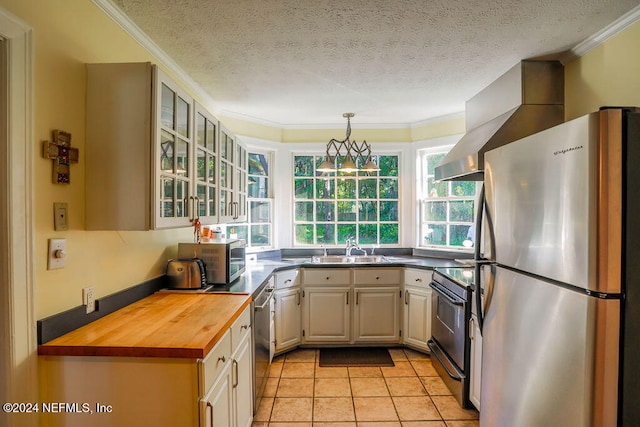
[310,255,390,264]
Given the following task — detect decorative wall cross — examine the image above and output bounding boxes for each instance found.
[43,130,79,184]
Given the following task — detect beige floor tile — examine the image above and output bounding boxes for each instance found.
[263,377,279,397]
[388,348,409,361]
[402,422,447,427]
[348,366,383,378]
[381,361,417,377]
[272,354,286,363]
[313,423,357,427]
[267,423,312,427]
[276,378,314,397]
[315,377,352,397]
[250,422,268,427]
[316,365,349,378]
[358,422,402,427]
[430,396,479,421]
[420,376,452,396]
[281,362,315,378]
[385,377,427,396]
[285,348,317,362]
[353,397,399,422]
[253,397,273,422]
[393,396,441,421]
[270,397,313,422]
[444,421,480,427]
[314,397,356,422]
[410,360,438,377]
[350,377,390,397]
[269,361,284,378]
[404,349,430,360]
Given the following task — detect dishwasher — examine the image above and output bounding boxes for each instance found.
[252,278,275,413]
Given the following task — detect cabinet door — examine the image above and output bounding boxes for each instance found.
[354,287,400,342]
[194,103,218,224]
[233,332,254,427]
[233,140,248,223]
[469,313,482,410]
[218,125,235,223]
[275,288,301,353]
[303,287,350,343]
[155,67,195,228]
[201,362,233,427]
[402,286,431,352]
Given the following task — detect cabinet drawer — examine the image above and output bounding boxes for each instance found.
[275,269,300,289]
[231,305,252,353]
[354,268,401,285]
[304,268,351,285]
[201,329,231,392]
[404,269,432,288]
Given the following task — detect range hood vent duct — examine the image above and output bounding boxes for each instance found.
[435,60,564,181]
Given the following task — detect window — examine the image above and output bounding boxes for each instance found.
[232,151,273,249]
[293,154,400,246]
[419,151,478,250]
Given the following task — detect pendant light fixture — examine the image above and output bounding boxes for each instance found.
[317,113,379,173]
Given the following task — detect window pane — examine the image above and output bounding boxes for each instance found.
[250,201,270,223]
[316,201,335,222]
[176,180,189,217]
[176,139,188,177]
[315,179,335,199]
[379,178,398,199]
[251,224,270,245]
[450,200,474,222]
[160,131,174,172]
[316,224,336,245]
[380,201,398,221]
[380,224,399,244]
[207,154,216,183]
[450,224,473,247]
[337,178,356,199]
[295,224,314,245]
[426,153,445,175]
[295,202,313,221]
[424,224,446,246]
[295,178,314,199]
[160,84,174,129]
[294,156,314,176]
[358,179,377,199]
[424,201,446,221]
[450,181,477,197]
[249,177,268,198]
[197,148,206,180]
[248,153,268,175]
[197,114,205,147]
[177,96,189,137]
[358,224,377,244]
[427,177,447,198]
[232,225,248,242]
[206,120,216,151]
[337,224,356,243]
[359,201,378,221]
[379,155,398,176]
[337,201,356,221]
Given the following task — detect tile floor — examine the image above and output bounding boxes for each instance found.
[252,347,479,427]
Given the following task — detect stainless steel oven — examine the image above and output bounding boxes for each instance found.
[427,267,474,408]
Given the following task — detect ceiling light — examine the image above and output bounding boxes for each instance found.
[317,113,379,174]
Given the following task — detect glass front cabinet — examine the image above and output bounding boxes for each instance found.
[86,62,243,230]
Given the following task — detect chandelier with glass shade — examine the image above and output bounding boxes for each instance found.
[317,113,379,173]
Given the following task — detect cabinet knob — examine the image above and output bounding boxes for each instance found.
[241,324,249,330]
[218,356,226,363]
[376,276,380,280]
[326,276,330,280]
[416,278,422,282]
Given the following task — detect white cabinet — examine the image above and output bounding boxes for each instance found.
[218,124,247,223]
[469,313,482,410]
[193,103,219,223]
[354,287,400,342]
[232,331,253,427]
[402,269,433,352]
[202,362,233,427]
[275,287,301,353]
[303,287,351,343]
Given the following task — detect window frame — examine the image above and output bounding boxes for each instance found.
[240,149,274,252]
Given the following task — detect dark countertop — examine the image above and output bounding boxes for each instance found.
[208,256,465,299]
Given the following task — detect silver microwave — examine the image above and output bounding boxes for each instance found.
[177,239,246,285]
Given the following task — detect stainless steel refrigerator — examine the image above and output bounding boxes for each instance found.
[479,107,639,426]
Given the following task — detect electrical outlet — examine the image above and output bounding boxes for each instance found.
[83,286,96,314]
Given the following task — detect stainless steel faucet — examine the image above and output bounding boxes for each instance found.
[345,237,366,256]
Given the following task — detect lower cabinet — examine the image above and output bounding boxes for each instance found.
[303,287,351,343]
[469,312,482,410]
[202,362,233,427]
[402,269,433,352]
[354,287,400,342]
[274,287,301,353]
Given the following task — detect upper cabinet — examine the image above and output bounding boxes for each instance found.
[86,62,242,230]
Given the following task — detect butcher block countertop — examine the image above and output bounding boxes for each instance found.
[38,292,252,359]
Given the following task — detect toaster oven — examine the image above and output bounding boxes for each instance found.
[177,239,246,285]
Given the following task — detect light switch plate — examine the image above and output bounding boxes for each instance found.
[47,238,66,270]
[54,202,68,231]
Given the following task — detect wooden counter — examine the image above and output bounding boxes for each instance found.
[38,292,252,359]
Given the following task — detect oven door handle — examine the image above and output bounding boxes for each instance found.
[429,282,464,306]
[427,339,463,382]
[254,292,274,311]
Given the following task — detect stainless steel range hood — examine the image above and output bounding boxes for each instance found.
[434,60,564,181]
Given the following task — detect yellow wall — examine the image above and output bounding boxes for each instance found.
[1,0,638,320]
[565,20,640,120]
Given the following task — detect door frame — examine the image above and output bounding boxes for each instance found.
[0,6,36,423]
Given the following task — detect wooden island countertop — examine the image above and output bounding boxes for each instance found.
[38,292,252,359]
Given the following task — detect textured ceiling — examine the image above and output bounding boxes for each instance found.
[111,0,639,126]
